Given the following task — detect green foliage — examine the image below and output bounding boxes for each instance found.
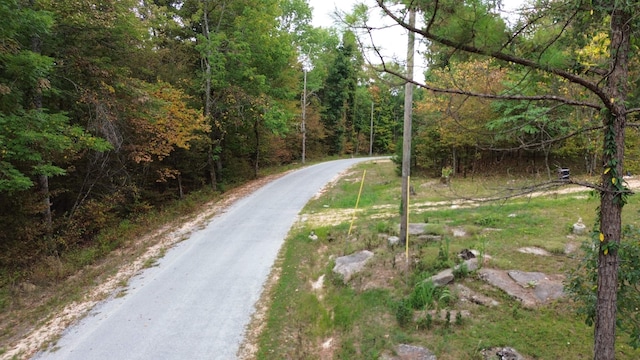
[394,298,413,328]
[567,224,640,349]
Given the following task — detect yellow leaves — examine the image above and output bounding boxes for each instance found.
[604,248,609,255]
[604,168,611,174]
[612,177,617,185]
[599,233,605,242]
[127,80,210,164]
[576,32,610,69]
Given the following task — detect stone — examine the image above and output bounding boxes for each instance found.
[459,257,479,272]
[452,227,467,237]
[408,223,427,235]
[454,284,500,307]
[311,274,325,291]
[430,268,454,286]
[479,268,538,308]
[308,230,318,241]
[388,236,401,246]
[381,344,437,360]
[572,217,587,235]
[417,235,442,242]
[458,249,476,260]
[424,309,471,321]
[495,347,525,360]
[332,250,374,282]
[533,281,565,302]
[564,241,580,255]
[508,270,546,287]
[517,247,550,256]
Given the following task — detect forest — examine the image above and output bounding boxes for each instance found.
[2,0,640,357]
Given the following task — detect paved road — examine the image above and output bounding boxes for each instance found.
[33,158,380,360]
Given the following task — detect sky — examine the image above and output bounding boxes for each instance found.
[307,0,526,81]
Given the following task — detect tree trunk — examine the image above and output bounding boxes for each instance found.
[594,7,631,360]
[30,5,53,238]
[253,118,260,179]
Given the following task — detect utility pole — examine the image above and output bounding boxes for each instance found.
[302,67,307,164]
[369,101,374,156]
[400,7,416,245]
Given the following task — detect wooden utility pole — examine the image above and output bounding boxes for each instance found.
[369,101,374,156]
[302,67,307,164]
[400,7,416,245]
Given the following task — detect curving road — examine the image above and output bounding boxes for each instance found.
[32,158,381,360]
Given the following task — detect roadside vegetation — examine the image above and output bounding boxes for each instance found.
[256,160,640,359]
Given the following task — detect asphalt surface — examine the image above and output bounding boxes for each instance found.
[33,158,381,360]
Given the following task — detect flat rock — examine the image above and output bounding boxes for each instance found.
[381,344,437,360]
[417,235,442,242]
[517,247,550,256]
[479,269,565,307]
[478,269,538,308]
[533,280,565,302]
[452,227,467,237]
[508,270,547,286]
[408,223,427,235]
[455,284,500,307]
[332,250,374,282]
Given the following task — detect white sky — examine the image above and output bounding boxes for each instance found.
[308,0,526,81]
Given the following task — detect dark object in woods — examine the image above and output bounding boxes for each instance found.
[558,168,570,181]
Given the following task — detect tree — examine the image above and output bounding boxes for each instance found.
[320,31,360,155]
[367,1,638,358]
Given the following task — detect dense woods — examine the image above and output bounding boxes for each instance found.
[0,0,397,271]
[2,0,640,357]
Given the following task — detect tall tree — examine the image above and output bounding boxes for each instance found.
[320,31,360,155]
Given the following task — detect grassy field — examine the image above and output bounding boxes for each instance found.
[255,159,640,359]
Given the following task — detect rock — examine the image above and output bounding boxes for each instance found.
[458,249,476,260]
[428,258,479,287]
[533,281,565,302]
[564,241,580,255]
[332,250,374,282]
[388,236,401,246]
[517,247,550,256]
[479,268,538,308]
[455,284,500,307]
[417,235,442,242]
[459,257,479,272]
[311,274,325,291]
[496,347,525,360]
[573,217,587,235]
[429,268,454,286]
[480,269,565,307]
[452,227,467,237]
[423,309,471,321]
[508,270,546,287]
[408,223,427,235]
[308,230,318,241]
[381,344,437,360]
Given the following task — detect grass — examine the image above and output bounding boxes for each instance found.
[256,160,640,359]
